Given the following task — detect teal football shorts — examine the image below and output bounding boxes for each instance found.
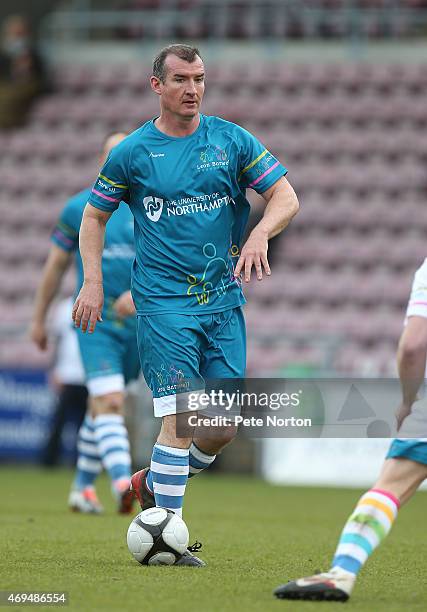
[137,306,246,417]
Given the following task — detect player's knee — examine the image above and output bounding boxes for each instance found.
[399,337,426,363]
[91,392,124,416]
[158,413,193,448]
[209,425,238,450]
[374,458,427,504]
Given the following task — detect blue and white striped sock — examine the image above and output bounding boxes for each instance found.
[150,444,189,517]
[145,442,216,490]
[188,442,216,478]
[93,413,131,493]
[73,415,102,490]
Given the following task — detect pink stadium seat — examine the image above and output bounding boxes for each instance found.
[54,65,93,93]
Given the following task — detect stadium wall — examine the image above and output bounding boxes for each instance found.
[263,439,427,490]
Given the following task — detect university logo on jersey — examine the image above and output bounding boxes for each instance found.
[143,196,164,222]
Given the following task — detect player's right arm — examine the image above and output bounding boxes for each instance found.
[72,204,112,334]
[74,137,131,333]
[29,245,72,350]
[396,316,427,430]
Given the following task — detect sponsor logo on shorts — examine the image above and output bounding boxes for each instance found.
[155,363,189,394]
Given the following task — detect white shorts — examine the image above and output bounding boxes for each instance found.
[405,258,427,321]
[87,374,126,397]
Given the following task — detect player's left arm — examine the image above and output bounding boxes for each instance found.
[234,176,299,282]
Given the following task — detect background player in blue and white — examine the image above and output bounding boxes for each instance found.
[274,259,427,602]
[72,45,299,563]
[31,133,139,514]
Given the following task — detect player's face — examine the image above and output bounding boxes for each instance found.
[156,55,205,119]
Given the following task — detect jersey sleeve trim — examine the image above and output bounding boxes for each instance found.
[248,160,281,188]
[92,188,121,203]
[99,174,129,190]
[57,220,78,238]
[51,229,76,251]
[239,148,268,180]
[88,198,117,213]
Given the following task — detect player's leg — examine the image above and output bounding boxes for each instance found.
[134,311,243,509]
[105,330,143,513]
[133,313,205,517]
[131,314,209,566]
[90,389,133,505]
[330,454,427,572]
[69,395,104,514]
[42,384,85,467]
[77,325,134,512]
[190,307,246,476]
[147,414,207,567]
[274,449,427,601]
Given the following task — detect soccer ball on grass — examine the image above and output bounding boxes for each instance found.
[127,507,189,566]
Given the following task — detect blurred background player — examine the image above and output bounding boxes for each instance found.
[0,14,47,129]
[40,296,87,467]
[274,259,427,602]
[72,44,299,564]
[30,131,140,514]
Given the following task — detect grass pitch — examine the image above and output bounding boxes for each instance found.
[1,468,426,612]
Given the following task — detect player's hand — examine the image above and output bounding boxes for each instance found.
[395,402,412,431]
[72,280,103,333]
[113,291,136,318]
[234,227,270,282]
[29,320,48,351]
[48,371,63,393]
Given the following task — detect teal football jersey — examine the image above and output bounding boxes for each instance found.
[51,187,136,329]
[88,114,287,315]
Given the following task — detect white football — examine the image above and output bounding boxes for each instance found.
[127,507,189,566]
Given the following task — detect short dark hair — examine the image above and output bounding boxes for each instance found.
[153,44,202,83]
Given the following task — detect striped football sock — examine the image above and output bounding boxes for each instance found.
[150,443,189,517]
[188,442,216,478]
[73,414,102,490]
[332,488,400,575]
[93,414,131,493]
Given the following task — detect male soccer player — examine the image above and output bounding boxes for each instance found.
[72,44,299,564]
[30,132,139,514]
[274,259,427,601]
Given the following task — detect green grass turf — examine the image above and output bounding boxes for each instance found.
[0,468,426,612]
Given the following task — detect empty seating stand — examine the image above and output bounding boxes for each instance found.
[1,61,426,374]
